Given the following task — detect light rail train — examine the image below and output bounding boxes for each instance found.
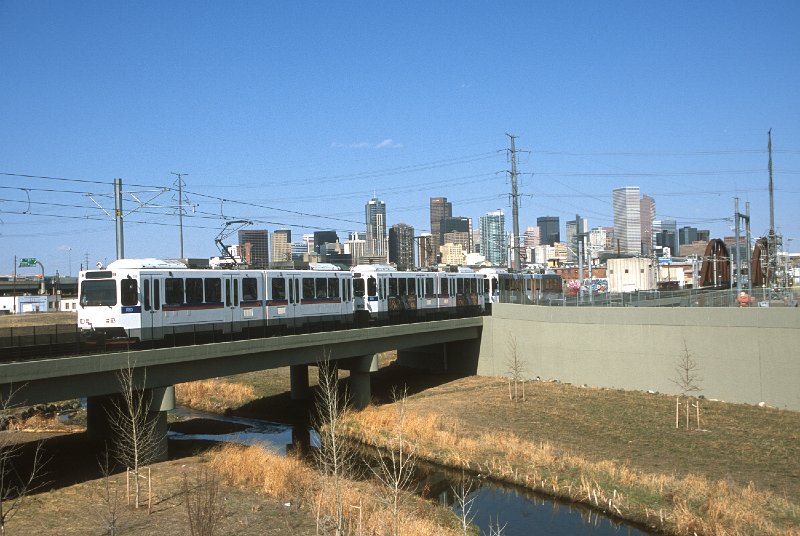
[479,268,565,306]
[77,259,489,346]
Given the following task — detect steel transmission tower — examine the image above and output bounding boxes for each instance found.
[171,172,189,259]
[506,133,522,271]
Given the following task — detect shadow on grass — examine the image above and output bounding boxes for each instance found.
[9,430,220,496]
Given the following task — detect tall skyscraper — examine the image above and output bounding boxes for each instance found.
[523,226,540,248]
[654,219,678,256]
[565,216,588,263]
[480,210,506,266]
[537,216,560,246]
[612,187,642,256]
[344,231,367,266]
[429,197,452,255]
[440,216,472,252]
[313,230,339,253]
[417,233,435,268]
[679,226,698,245]
[523,226,540,263]
[640,194,656,255]
[270,229,292,265]
[365,197,387,256]
[388,223,415,270]
[237,229,269,268]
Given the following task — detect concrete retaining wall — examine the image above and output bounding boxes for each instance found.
[478,304,800,410]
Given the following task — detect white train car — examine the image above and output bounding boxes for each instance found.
[351,264,394,325]
[78,259,353,346]
[477,268,564,306]
[351,266,483,325]
[434,270,485,318]
[477,267,508,305]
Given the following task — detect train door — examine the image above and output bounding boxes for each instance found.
[378,274,388,323]
[287,274,301,332]
[141,274,163,343]
[224,275,240,335]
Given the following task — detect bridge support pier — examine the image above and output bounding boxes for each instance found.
[290,365,310,401]
[86,385,175,462]
[339,354,378,410]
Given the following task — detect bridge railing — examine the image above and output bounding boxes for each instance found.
[0,323,82,358]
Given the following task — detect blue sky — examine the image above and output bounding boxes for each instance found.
[2,1,798,275]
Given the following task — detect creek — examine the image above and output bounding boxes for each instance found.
[169,407,653,536]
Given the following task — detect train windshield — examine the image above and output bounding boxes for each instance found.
[80,280,117,306]
[353,278,365,297]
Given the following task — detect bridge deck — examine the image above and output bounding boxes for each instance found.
[0,317,483,406]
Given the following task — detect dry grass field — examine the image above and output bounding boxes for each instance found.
[0,311,76,329]
[342,373,800,535]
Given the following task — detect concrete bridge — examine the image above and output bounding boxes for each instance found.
[0,317,483,459]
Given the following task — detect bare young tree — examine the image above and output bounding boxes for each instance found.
[0,389,48,536]
[94,448,120,536]
[313,354,355,536]
[371,386,418,536]
[106,359,162,509]
[504,335,526,403]
[452,471,475,536]
[671,340,703,430]
[183,467,225,536]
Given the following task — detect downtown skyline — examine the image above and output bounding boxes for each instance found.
[2,2,798,275]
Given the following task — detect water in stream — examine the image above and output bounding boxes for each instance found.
[169,408,652,536]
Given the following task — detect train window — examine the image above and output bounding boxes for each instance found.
[316,278,327,299]
[367,276,377,297]
[243,278,258,301]
[154,280,160,310]
[186,278,203,304]
[165,278,184,305]
[328,278,339,298]
[398,278,407,296]
[121,278,138,306]
[272,278,286,300]
[225,280,231,306]
[143,279,151,311]
[389,278,397,296]
[457,278,464,295]
[353,278,365,297]
[303,278,315,300]
[205,278,222,303]
[80,280,117,307]
[425,278,434,297]
[233,279,239,306]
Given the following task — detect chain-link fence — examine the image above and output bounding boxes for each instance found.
[526,286,798,308]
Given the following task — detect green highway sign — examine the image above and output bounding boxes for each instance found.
[18,258,38,268]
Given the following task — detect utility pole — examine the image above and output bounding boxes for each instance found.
[506,133,522,272]
[745,202,753,295]
[766,129,779,286]
[171,172,189,259]
[114,178,125,260]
